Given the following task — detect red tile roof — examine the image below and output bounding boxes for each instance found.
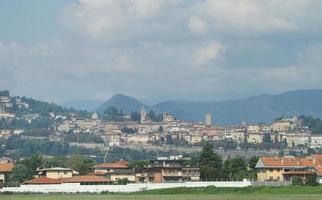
[259,154,322,175]
[24,177,62,185]
[0,163,14,172]
[95,160,129,169]
[62,175,112,183]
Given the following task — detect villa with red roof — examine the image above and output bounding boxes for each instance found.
[255,154,322,183]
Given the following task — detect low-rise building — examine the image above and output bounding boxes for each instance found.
[136,156,200,183]
[255,155,322,183]
[36,167,79,179]
[0,162,14,188]
[94,160,135,183]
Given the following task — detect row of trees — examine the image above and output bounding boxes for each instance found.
[1,135,103,159]
[198,143,257,181]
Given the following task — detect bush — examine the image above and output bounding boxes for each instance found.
[306,174,319,186]
[292,177,303,185]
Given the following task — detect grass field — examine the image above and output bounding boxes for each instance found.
[1,186,322,200]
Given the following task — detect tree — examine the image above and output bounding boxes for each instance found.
[262,133,273,149]
[128,160,149,171]
[199,143,223,181]
[103,106,123,121]
[19,154,43,174]
[67,155,96,175]
[7,164,33,184]
[306,174,319,186]
[223,156,247,180]
[130,112,140,122]
[158,126,163,133]
[249,156,259,170]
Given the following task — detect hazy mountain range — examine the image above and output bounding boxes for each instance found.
[61,89,322,125]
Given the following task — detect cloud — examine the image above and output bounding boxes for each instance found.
[62,0,182,42]
[188,16,207,35]
[2,0,322,102]
[195,41,225,65]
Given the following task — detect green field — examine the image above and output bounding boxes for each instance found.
[1,186,322,200]
[0,194,321,200]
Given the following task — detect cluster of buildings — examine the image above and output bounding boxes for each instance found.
[0,155,200,188]
[52,111,322,150]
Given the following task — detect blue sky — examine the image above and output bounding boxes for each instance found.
[1,0,322,103]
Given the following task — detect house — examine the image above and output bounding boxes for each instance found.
[0,162,14,188]
[94,160,136,182]
[255,155,322,183]
[36,167,79,179]
[136,156,200,183]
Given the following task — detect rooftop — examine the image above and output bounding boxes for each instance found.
[0,162,14,172]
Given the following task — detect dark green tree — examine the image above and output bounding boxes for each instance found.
[199,143,223,181]
[67,155,96,175]
[249,156,259,170]
[7,164,33,184]
[223,156,247,180]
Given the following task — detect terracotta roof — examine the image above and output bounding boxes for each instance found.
[0,163,14,172]
[258,154,322,175]
[88,172,110,176]
[260,156,316,167]
[283,170,316,175]
[62,175,112,183]
[24,177,62,185]
[115,160,129,166]
[95,160,129,169]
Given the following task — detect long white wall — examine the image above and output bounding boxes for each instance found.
[0,180,251,193]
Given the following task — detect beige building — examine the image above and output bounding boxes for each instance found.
[126,134,150,144]
[271,120,294,132]
[283,134,310,148]
[256,155,322,182]
[36,167,79,179]
[247,133,263,144]
[310,135,322,148]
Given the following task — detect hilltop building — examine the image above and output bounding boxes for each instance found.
[140,107,147,124]
[205,113,212,126]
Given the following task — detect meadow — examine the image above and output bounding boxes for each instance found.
[1,186,322,200]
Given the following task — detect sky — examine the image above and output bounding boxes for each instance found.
[1,0,322,103]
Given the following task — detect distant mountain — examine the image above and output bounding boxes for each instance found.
[61,100,104,111]
[153,89,322,125]
[96,94,152,113]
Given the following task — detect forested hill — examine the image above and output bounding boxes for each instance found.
[0,90,88,118]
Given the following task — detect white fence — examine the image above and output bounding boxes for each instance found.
[0,180,251,193]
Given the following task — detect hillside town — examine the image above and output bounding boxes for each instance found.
[1,90,322,149]
[2,90,322,191]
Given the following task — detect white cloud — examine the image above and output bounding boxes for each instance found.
[188,16,207,34]
[195,42,225,65]
[191,0,299,36]
[62,0,182,42]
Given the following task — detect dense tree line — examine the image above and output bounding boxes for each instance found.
[64,133,105,143]
[198,143,257,181]
[1,135,103,159]
[300,115,322,134]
